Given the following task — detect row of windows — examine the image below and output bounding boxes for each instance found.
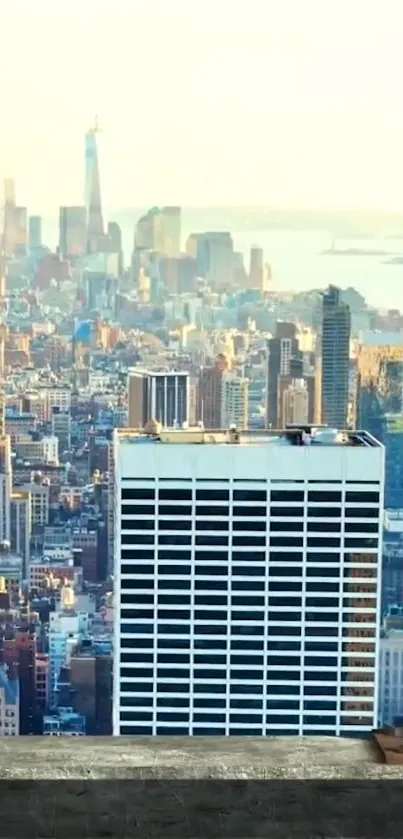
[120,519,379,534]
[120,534,379,548]
[119,696,371,710]
[120,682,372,695]
[120,653,374,667]
[120,592,376,608]
[122,505,380,520]
[120,726,366,735]
[120,618,375,634]
[122,489,380,503]
[120,634,375,651]
[121,548,378,564]
[119,712,358,726]
[120,578,376,593]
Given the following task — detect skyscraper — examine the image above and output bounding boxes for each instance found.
[321,286,351,428]
[113,424,384,736]
[266,322,299,428]
[2,178,16,257]
[59,207,87,258]
[161,206,181,256]
[85,118,105,253]
[28,216,42,250]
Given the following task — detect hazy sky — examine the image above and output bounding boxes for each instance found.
[2,0,403,212]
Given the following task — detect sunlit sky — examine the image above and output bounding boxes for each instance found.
[2,0,403,213]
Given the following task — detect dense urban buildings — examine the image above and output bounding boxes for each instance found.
[113,425,383,736]
[1,122,403,738]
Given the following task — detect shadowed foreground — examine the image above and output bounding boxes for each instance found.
[0,736,401,837]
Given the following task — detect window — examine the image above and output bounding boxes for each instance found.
[121,534,154,545]
[266,714,299,724]
[345,538,378,549]
[196,520,229,531]
[308,521,340,533]
[304,656,337,667]
[232,580,264,591]
[269,552,303,563]
[269,581,302,592]
[196,506,230,516]
[233,520,266,532]
[268,626,301,636]
[120,696,153,706]
[158,565,191,575]
[271,507,304,517]
[121,637,152,648]
[271,521,304,532]
[196,565,228,576]
[121,564,154,575]
[157,624,190,634]
[121,608,153,619]
[305,642,338,652]
[266,684,299,695]
[232,551,265,562]
[194,698,226,708]
[158,550,191,560]
[306,583,339,593]
[159,520,192,531]
[268,611,301,622]
[270,491,304,502]
[121,549,154,560]
[194,624,227,634]
[267,655,300,667]
[157,653,190,664]
[157,609,190,620]
[268,640,301,651]
[196,535,228,546]
[195,580,227,591]
[121,726,152,734]
[121,667,153,678]
[306,566,338,578]
[121,652,153,663]
[345,507,379,519]
[195,654,226,665]
[195,551,228,562]
[231,654,263,666]
[305,612,338,623]
[304,700,337,711]
[159,505,192,516]
[270,537,303,547]
[233,565,265,576]
[233,506,267,517]
[122,488,155,500]
[159,489,192,500]
[231,639,264,650]
[194,668,226,680]
[266,670,300,681]
[158,579,190,590]
[345,522,379,534]
[345,492,379,504]
[160,535,191,545]
[231,699,262,709]
[231,595,264,607]
[121,519,155,531]
[231,611,264,622]
[308,507,340,518]
[307,538,340,548]
[234,490,267,501]
[304,685,336,696]
[268,596,301,607]
[304,671,337,681]
[122,505,155,515]
[121,594,153,605]
[195,595,227,606]
[193,713,226,723]
[157,668,190,679]
[196,490,229,501]
[121,579,153,590]
[308,491,341,502]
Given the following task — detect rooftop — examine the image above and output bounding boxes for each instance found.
[115,424,382,448]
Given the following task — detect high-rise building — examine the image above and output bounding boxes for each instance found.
[2,178,16,257]
[10,490,31,577]
[220,371,248,430]
[28,216,42,250]
[113,424,384,736]
[197,354,229,428]
[127,370,189,429]
[186,232,234,288]
[282,379,309,426]
[321,286,351,428]
[249,246,264,289]
[59,207,87,258]
[85,119,105,253]
[266,323,299,428]
[13,207,27,255]
[161,206,181,256]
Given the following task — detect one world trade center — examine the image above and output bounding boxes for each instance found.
[85,117,105,253]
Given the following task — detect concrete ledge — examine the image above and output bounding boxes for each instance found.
[0,735,399,778]
[1,739,403,837]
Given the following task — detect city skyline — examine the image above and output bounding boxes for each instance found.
[2,0,403,212]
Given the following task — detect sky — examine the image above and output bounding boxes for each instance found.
[2,0,403,213]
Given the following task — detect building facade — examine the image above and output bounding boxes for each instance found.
[113,425,384,737]
[128,370,189,429]
[321,286,351,428]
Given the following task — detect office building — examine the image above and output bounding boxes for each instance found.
[113,424,384,737]
[220,372,248,430]
[321,286,351,428]
[379,629,403,726]
[10,491,31,577]
[187,232,234,289]
[266,323,299,428]
[59,206,87,258]
[282,380,309,426]
[197,354,229,428]
[28,216,42,250]
[85,119,105,253]
[127,370,189,429]
[2,178,16,257]
[161,206,181,256]
[13,207,27,255]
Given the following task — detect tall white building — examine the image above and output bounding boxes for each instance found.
[221,372,248,430]
[113,425,384,737]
